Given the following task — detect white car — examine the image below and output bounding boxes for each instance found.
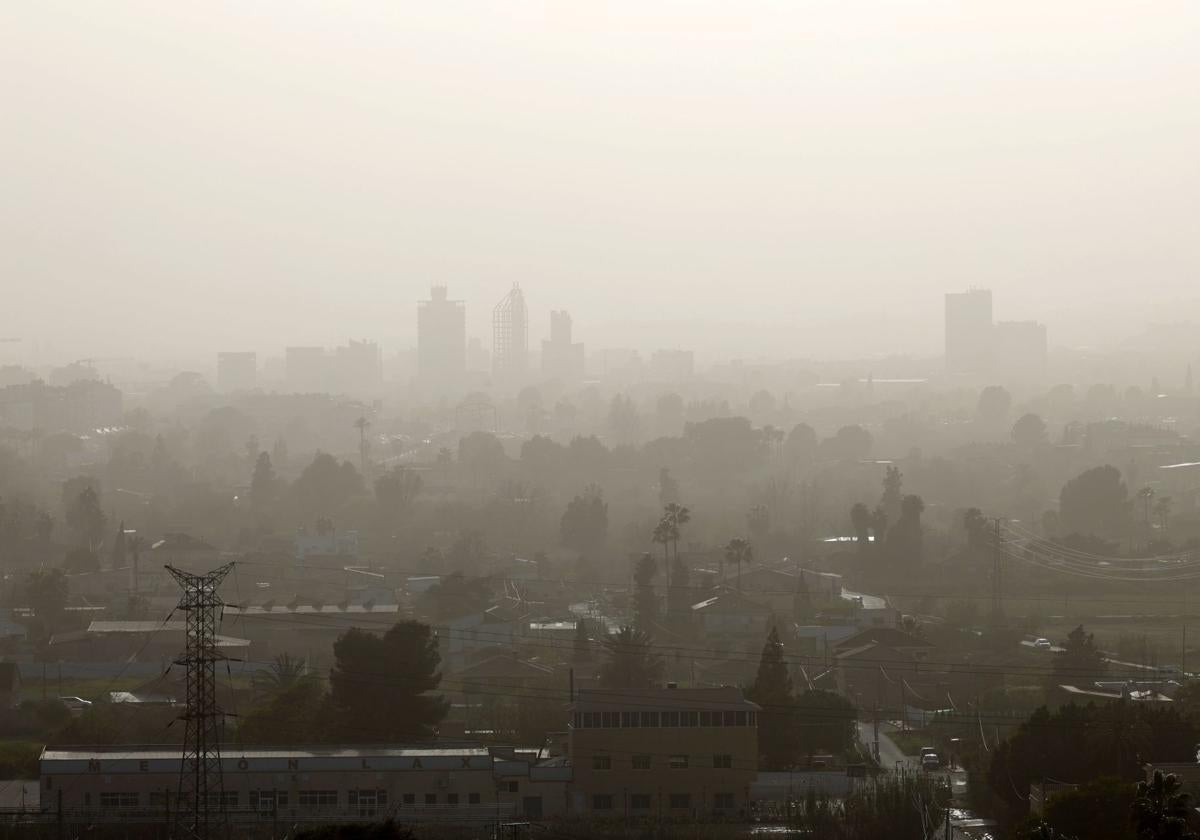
[1033,638,1052,649]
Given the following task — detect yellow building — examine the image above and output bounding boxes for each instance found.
[568,686,759,818]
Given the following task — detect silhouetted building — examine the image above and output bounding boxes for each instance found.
[216,352,257,392]
[417,285,466,384]
[285,346,328,393]
[541,310,585,382]
[945,289,993,375]
[993,320,1047,380]
[334,339,382,395]
[650,349,695,382]
[0,380,122,434]
[493,284,528,380]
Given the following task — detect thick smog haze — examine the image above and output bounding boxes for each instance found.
[4,1,1200,364]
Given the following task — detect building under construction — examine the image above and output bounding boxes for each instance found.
[492,284,528,380]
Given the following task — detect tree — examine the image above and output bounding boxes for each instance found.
[328,621,448,742]
[598,626,664,689]
[881,465,903,524]
[747,504,770,543]
[662,503,690,568]
[560,487,608,554]
[724,537,753,590]
[850,503,872,554]
[291,453,364,523]
[785,423,818,464]
[1053,625,1108,685]
[1012,413,1048,449]
[633,553,659,630]
[1154,496,1173,535]
[746,627,797,770]
[251,653,315,700]
[886,494,925,568]
[822,425,872,461]
[1032,777,1129,840]
[1134,770,1194,840]
[239,679,327,746]
[794,690,857,755]
[374,466,422,513]
[64,480,106,551]
[658,467,679,506]
[425,572,490,621]
[250,451,278,508]
[458,431,506,488]
[1060,465,1129,540]
[25,569,68,637]
[978,385,1013,423]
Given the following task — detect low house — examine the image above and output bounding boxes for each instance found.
[690,589,774,642]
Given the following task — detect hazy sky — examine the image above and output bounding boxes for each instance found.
[4,1,1199,366]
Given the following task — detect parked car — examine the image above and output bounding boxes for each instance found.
[921,753,941,771]
[59,696,92,712]
[1033,638,1052,649]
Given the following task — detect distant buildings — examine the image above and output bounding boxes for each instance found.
[944,289,994,376]
[541,310,585,383]
[0,379,122,434]
[493,284,529,380]
[417,285,466,385]
[216,352,257,392]
[944,289,1047,381]
[284,342,381,396]
[650,349,695,382]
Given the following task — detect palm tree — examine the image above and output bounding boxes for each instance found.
[662,503,690,566]
[652,519,673,586]
[252,653,314,700]
[724,537,753,591]
[598,626,664,689]
[1133,768,1193,840]
[1154,496,1173,536]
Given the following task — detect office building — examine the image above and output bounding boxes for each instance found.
[568,687,759,817]
[944,289,993,375]
[541,310,585,383]
[40,744,568,822]
[417,285,466,383]
[216,352,257,392]
[993,320,1047,381]
[334,339,382,395]
[493,284,529,380]
[285,346,329,393]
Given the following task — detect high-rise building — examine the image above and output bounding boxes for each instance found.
[492,284,528,379]
[944,289,994,375]
[650,349,695,382]
[334,339,382,395]
[216,352,257,392]
[285,346,328,392]
[417,285,466,383]
[993,320,1047,380]
[541,310,585,382]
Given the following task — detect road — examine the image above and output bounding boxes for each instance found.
[1019,639,1174,674]
[857,720,911,771]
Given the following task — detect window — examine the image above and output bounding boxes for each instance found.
[425,794,437,805]
[508,781,519,793]
[640,711,658,727]
[669,754,689,769]
[403,794,415,805]
[662,711,679,727]
[204,792,237,808]
[592,794,614,811]
[714,793,735,810]
[447,793,459,805]
[723,711,736,726]
[299,791,337,810]
[700,711,712,726]
[592,755,611,771]
[736,711,747,726]
[254,790,288,811]
[621,711,637,727]
[573,712,581,728]
[669,793,691,809]
[99,792,138,810]
[683,711,698,727]
[749,711,757,726]
[632,754,651,770]
[630,794,652,810]
[349,790,385,814]
[713,754,733,769]
[469,793,481,805]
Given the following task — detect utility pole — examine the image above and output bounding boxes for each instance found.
[168,562,234,840]
[990,517,1005,621]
